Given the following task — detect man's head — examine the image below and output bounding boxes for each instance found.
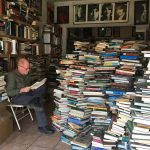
[17,58,30,75]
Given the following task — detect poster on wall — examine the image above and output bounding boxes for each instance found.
[134,1,149,25]
[74,4,86,23]
[73,2,129,24]
[87,4,99,22]
[100,3,113,22]
[57,6,69,24]
[114,2,129,22]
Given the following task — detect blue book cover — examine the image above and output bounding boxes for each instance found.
[120,55,138,60]
[68,117,90,125]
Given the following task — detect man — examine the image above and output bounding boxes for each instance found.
[6,58,55,135]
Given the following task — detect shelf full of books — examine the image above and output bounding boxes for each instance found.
[0,0,42,71]
[43,24,62,58]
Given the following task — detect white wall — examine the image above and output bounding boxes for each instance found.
[54,0,150,55]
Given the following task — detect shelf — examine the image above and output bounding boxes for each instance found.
[0,34,39,42]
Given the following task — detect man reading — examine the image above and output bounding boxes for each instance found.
[6,58,55,134]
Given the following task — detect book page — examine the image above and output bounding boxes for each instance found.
[30,78,47,90]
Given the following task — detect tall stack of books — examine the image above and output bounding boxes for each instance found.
[128,45,150,149]
[51,61,72,132]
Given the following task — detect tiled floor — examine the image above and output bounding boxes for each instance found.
[0,115,71,150]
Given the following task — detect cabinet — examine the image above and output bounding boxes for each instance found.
[0,0,42,71]
[43,24,62,59]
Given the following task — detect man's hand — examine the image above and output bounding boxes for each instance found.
[20,87,30,93]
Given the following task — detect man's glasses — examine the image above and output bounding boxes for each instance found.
[19,65,30,71]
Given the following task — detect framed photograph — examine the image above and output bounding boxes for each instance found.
[87,4,99,22]
[98,27,112,37]
[47,3,54,24]
[74,4,86,23]
[113,27,120,37]
[135,32,145,40]
[33,0,42,15]
[100,3,113,22]
[134,1,149,25]
[57,6,69,24]
[114,2,129,22]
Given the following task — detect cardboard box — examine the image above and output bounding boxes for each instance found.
[0,110,13,144]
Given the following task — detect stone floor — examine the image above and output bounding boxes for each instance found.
[0,114,71,150]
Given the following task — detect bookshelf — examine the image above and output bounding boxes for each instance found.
[43,24,62,60]
[0,0,42,71]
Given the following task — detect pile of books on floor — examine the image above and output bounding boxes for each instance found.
[128,48,150,149]
[52,40,149,149]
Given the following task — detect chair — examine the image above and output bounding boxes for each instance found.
[7,96,34,130]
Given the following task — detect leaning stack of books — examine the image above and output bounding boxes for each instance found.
[51,65,71,131]
[127,46,150,149]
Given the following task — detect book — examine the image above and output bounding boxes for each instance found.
[71,134,92,148]
[30,78,47,90]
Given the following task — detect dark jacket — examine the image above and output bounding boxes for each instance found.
[6,70,31,97]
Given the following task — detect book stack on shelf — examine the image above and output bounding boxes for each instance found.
[0,75,8,102]
[0,0,42,71]
[28,57,48,81]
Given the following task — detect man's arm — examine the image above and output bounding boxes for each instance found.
[6,72,20,97]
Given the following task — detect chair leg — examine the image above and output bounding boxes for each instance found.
[27,107,34,121]
[10,105,21,130]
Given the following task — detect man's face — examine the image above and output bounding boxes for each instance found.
[18,61,30,75]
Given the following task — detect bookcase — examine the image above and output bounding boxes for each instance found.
[43,24,62,60]
[0,0,43,71]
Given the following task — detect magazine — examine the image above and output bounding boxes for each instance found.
[30,78,47,90]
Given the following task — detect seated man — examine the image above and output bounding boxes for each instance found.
[6,58,55,135]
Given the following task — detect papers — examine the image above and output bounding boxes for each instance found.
[30,78,47,90]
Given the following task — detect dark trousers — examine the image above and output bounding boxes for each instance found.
[11,85,48,127]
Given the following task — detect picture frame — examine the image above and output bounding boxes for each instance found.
[87,4,99,22]
[98,27,112,37]
[113,27,120,37]
[47,2,54,24]
[57,6,69,24]
[134,1,149,25]
[32,0,42,15]
[74,4,86,24]
[100,3,113,22]
[135,32,145,40]
[73,2,129,24]
[114,2,129,22]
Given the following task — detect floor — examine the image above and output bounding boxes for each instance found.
[0,113,71,150]
[0,90,71,150]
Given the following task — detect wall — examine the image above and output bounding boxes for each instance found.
[54,0,150,55]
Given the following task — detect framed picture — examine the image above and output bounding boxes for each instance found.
[135,32,145,40]
[32,0,42,15]
[114,2,129,22]
[47,3,54,24]
[100,3,113,22]
[134,1,149,25]
[87,4,99,22]
[98,27,112,37]
[74,4,86,23]
[57,6,69,24]
[113,27,120,37]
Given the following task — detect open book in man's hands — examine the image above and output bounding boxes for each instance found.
[30,78,47,90]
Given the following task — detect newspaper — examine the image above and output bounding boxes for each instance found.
[30,78,47,90]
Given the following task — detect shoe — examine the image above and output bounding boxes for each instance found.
[45,125,56,132]
[38,126,55,135]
